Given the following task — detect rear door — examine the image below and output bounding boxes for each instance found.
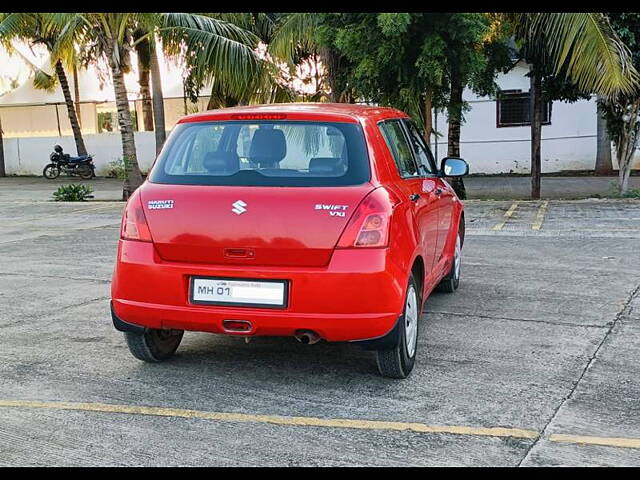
[401,119,446,269]
[379,119,438,273]
[433,177,456,265]
[403,121,456,267]
[141,183,373,267]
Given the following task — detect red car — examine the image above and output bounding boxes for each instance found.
[111,103,468,378]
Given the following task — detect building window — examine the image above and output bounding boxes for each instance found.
[497,90,551,127]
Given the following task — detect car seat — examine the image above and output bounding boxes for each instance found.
[248,129,287,169]
[203,151,240,175]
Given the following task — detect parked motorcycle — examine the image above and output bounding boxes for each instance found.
[43,145,96,180]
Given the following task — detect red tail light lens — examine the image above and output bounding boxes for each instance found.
[337,188,396,248]
[121,195,152,242]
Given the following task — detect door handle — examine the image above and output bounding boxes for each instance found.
[409,193,420,202]
[435,188,444,196]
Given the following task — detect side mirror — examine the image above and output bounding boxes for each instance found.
[439,157,469,177]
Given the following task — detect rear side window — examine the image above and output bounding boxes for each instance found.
[403,120,437,174]
[149,120,370,187]
[379,120,419,178]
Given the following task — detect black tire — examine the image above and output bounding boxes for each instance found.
[376,274,420,379]
[79,166,94,179]
[436,229,462,293]
[124,328,184,362]
[43,164,60,179]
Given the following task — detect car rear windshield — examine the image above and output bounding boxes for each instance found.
[148,120,371,187]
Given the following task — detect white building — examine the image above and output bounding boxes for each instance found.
[431,60,639,174]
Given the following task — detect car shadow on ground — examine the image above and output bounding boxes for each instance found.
[166,333,380,377]
[108,303,446,398]
[113,291,455,386]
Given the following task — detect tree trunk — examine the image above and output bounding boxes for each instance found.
[447,75,466,199]
[183,81,188,115]
[149,39,166,156]
[136,37,154,132]
[206,83,240,110]
[54,60,87,157]
[423,91,433,148]
[0,115,5,177]
[447,92,462,157]
[207,90,216,110]
[617,141,633,194]
[617,101,640,194]
[619,161,631,193]
[320,46,338,102]
[595,95,613,175]
[108,44,144,200]
[73,65,82,129]
[530,71,542,200]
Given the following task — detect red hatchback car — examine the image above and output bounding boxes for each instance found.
[111,103,468,378]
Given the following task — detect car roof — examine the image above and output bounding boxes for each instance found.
[178,103,410,124]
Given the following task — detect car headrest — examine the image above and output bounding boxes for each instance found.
[309,157,345,176]
[203,151,240,174]
[249,129,287,168]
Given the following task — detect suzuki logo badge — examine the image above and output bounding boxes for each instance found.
[232,200,247,215]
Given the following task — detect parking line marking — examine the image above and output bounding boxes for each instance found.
[549,433,640,450]
[3,399,640,450]
[0,399,538,440]
[491,202,519,231]
[531,201,549,230]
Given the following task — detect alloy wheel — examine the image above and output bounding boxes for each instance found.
[405,285,418,357]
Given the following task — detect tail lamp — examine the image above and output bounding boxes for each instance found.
[337,187,397,248]
[121,194,152,242]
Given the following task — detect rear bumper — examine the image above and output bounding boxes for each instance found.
[111,240,406,342]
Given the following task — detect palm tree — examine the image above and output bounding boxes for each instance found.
[0,13,88,156]
[138,17,273,156]
[133,29,153,132]
[595,94,613,174]
[53,13,267,200]
[506,13,639,199]
[173,13,293,110]
[148,37,166,156]
[131,28,168,157]
[269,13,339,101]
[72,65,82,128]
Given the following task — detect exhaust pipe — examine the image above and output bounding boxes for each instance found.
[295,330,321,345]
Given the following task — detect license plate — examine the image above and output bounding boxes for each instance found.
[190,277,288,308]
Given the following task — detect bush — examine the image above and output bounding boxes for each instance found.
[106,158,127,179]
[106,158,148,179]
[607,181,640,198]
[52,184,94,201]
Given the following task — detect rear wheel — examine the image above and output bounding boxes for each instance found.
[79,166,94,179]
[436,230,461,293]
[376,274,420,379]
[43,164,60,179]
[124,328,184,362]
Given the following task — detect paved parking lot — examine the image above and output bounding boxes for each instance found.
[0,183,639,465]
